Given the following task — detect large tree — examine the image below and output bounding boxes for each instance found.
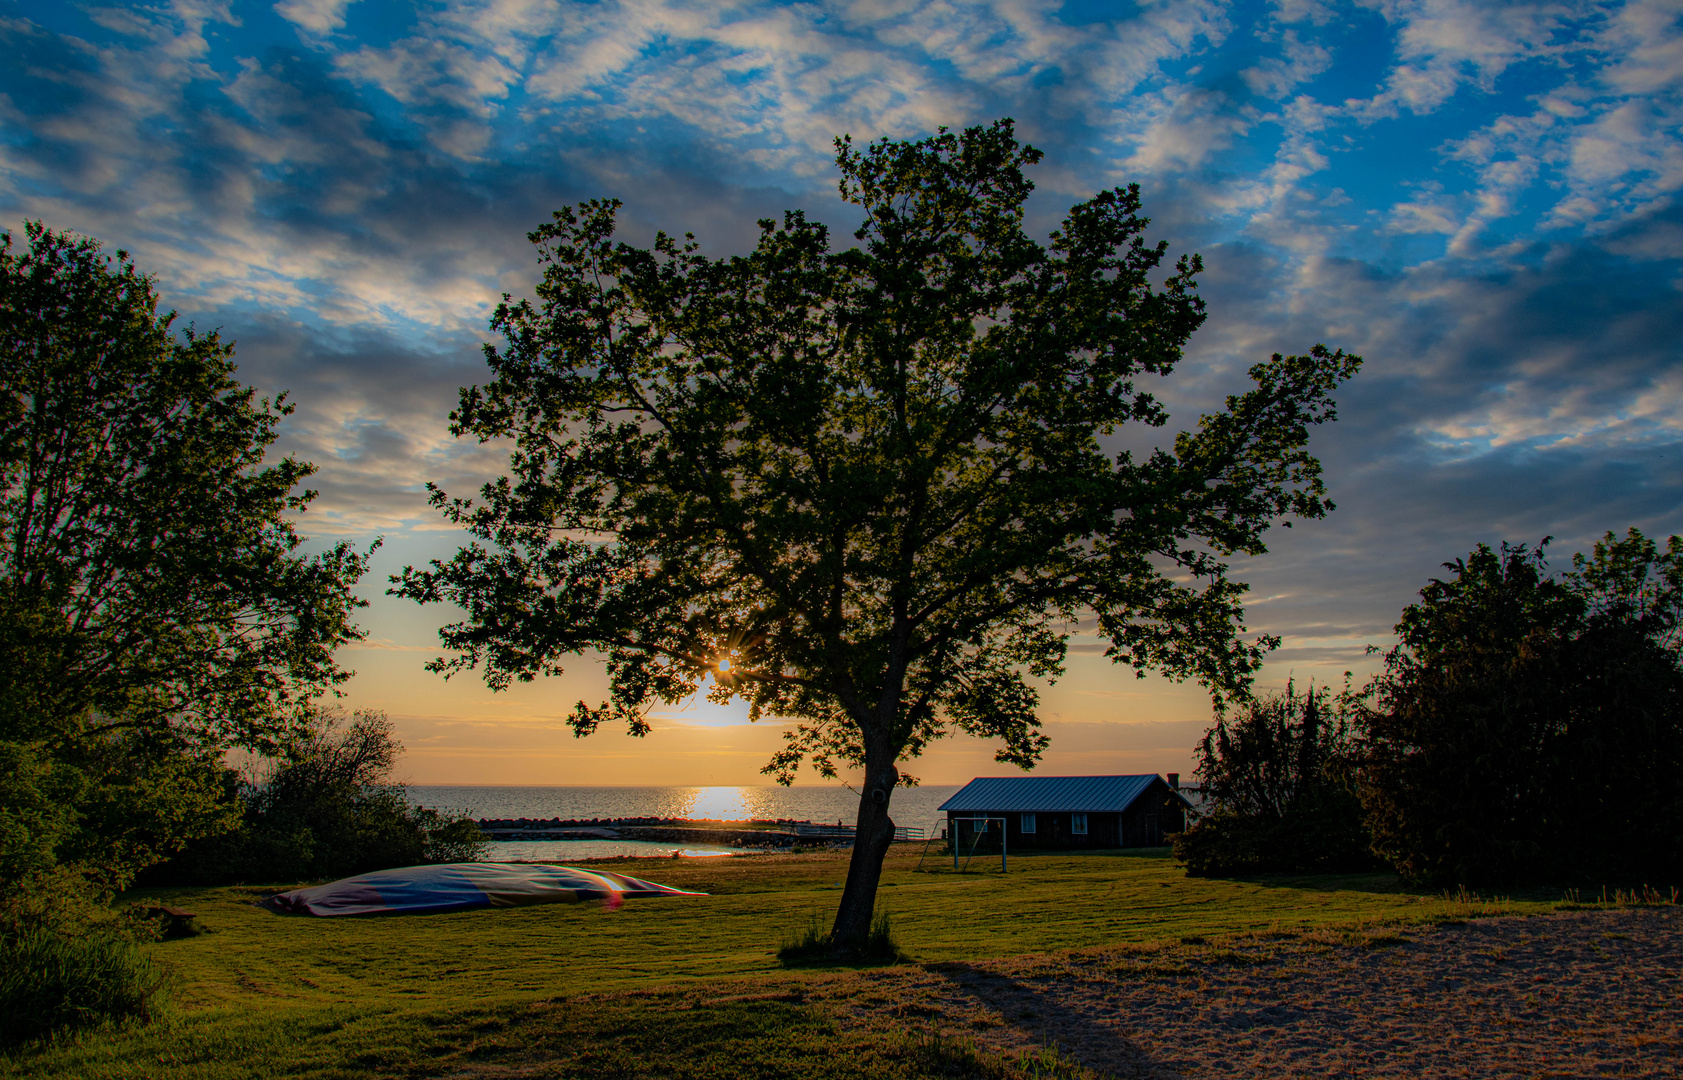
[0,223,372,893]
[1361,531,1683,887]
[398,121,1359,952]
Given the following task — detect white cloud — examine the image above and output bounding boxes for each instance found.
[1348,0,1585,120]
[274,0,359,36]
[312,0,1228,176]
[1599,0,1683,97]
[1368,1,1683,242]
[1123,86,1254,172]
[1388,190,1460,234]
[1241,31,1332,100]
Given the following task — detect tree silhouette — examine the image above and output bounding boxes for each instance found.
[398,121,1359,953]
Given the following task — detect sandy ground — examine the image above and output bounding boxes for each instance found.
[821,907,1682,1079]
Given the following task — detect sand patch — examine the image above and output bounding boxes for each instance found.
[820,907,1681,1078]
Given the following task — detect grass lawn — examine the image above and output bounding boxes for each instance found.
[1,846,1575,1079]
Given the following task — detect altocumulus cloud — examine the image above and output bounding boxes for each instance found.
[2,0,1680,678]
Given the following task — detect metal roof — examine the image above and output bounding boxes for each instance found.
[937,774,1170,813]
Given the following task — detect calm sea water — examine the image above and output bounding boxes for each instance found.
[406,785,963,864]
[480,839,748,861]
[407,784,961,828]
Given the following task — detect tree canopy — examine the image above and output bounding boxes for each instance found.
[398,120,1359,950]
[0,223,372,896]
[1362,530,1683,887]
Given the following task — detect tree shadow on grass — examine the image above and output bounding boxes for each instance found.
[924,960,1180,1080]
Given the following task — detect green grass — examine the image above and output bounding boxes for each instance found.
[0,846,1598,1078]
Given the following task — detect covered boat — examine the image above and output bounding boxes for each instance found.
[266,862,706,917]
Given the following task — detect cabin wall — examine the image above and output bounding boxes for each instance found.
[947,810,1118,850]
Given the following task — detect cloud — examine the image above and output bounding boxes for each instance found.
[4,0,1681,725]
[1173,211,1683,659]
[1241,31,1332,100]
[275,0,360,36]
[1348,0,1580,120]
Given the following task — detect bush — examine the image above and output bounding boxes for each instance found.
[1174,681,1377,877]
[1173,804,1375,877]
[150,708,487,885]
[0,927,167,1048]
[0,739,222,1044]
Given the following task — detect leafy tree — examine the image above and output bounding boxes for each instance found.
[0,223,373,899]
[1174,681,1375,876]
[1361,531,1683,887]
[397,120,1359,953]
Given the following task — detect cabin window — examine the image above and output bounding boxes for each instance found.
[1020,813,1036,834]
[1071,812,1088,835]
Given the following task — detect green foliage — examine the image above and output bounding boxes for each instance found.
[895,1029,1099,1080]
[1174,807,1375,878]
[1175,681,1377,876]
[0,221,375,911]
[0,742,82,890]
[395,119,1358,945]
[155,709,487,885]
[1361,530,1683,887]
[0,223,373,755]
[0,927,168,1048]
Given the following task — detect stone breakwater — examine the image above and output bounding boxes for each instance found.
[475,817,841,849]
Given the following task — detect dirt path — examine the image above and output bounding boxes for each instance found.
[824,907,1681,1078]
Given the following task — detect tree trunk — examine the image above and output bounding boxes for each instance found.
[828,757,899,957]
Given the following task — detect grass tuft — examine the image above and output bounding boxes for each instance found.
[0,928,170,1048]
[1361,932,1411,949]
[779,909,905,965]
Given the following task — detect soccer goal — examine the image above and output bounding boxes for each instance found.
[948,816,1008,873]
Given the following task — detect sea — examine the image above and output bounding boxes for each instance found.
[407,784,962,863]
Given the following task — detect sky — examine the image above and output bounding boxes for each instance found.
[4,0,1682,787]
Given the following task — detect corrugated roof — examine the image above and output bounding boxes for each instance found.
[937,774,1166,813]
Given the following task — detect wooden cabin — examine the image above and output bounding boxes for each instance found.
[939,774,1191,850]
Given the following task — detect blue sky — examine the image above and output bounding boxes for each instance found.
[5,0,1682,784]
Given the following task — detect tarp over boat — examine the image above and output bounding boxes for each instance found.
[266,862,707,917]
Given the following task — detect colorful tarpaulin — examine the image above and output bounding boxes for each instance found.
[266,862,707,917]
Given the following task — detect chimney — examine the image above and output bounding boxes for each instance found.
[1167,773,1180,790]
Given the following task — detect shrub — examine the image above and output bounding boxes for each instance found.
[1174,681,1376,876]
[1173,804,1375,877]
[150,708,487,885]
[0,927,168,1048]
